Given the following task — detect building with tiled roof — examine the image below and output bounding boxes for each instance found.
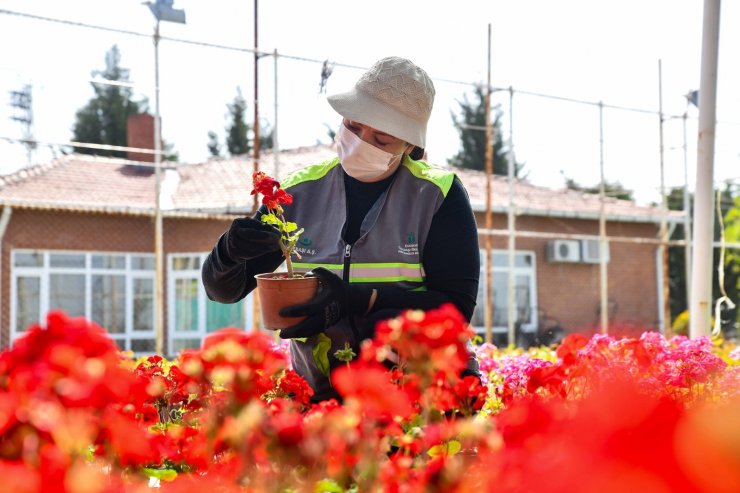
[0,141,682,354]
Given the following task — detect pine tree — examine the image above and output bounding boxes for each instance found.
[215,88,274,157]
[449,85,522,176]
[226,89,250,156]
[207,131,222,157]
[71,46,147,158]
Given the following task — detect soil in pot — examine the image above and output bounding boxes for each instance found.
[255,273,319,330]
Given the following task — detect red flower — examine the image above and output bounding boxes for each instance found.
[275,369,314,406]
[0,461,41,493]
[526,364,566,397]
[102,409,158,466]
[333,362,414,420]
[556,333,589,366]
[453,375,488,412]
[252,171,292,209]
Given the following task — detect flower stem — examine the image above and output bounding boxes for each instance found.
[285,250,294,278]
[276,210,295,278]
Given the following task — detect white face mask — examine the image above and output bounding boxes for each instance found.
[336,123,403,182]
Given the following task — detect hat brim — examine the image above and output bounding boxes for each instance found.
[327,88,427,148]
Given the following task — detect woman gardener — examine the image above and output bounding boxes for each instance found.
[202,56,481,402]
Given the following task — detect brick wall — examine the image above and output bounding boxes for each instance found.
[0,207,661,346]
[475,211,660,335]
[0,208,232,348]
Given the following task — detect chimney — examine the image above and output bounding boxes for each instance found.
[126,113,159,162]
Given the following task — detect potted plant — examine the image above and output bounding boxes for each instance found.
[251,171,319,330]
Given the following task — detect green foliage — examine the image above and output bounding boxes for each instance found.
[324,123,337,144]
[561,175,635,201]
[141,467,178,482]
[448,85,522,175]
[226,88,250,156]
[162,140,179,162]
[723,194,740,329]
[667,187,693,320]
[258,121,274,150]
[260,213,302,249]
[211,88,274,157]
[312,333,332,377]
[313,479,344,493]
[667,185,739,333]
[207,130,221,157]
[427,439,462,457]
[71,45,147,158]
[334,342,356,364]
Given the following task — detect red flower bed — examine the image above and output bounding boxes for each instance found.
[1,307,739,492]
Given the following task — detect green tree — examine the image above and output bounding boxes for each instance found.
[257,121,274,150]
[207,131,222,158]
[449,85,522,176]
[162,140,179,162]
[561,175,635,201]
[226,88,250,156]
[667,186,739,334]
[71,45,147,158]
[721,192,740,334]
[666,187,691,322]
[324,123,337,144]
[216,88,274,157]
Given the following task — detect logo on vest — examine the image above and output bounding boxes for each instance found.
[295,237,316,256]
[398,231,419,256]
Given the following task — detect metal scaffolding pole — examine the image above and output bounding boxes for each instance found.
[682,110,692,312]
[153,20,164,355]
[252,0,262,330]
[506,87,516,346]
[657,59,671,333]
[252,0,260,212]
[484,23,493,344]
[598,101,609,334]
[273,48,280,179]
[690,0,721,338]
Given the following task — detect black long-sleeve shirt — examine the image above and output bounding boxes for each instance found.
[202,171,480,321]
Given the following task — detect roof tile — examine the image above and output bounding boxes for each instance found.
[0,146,681,222]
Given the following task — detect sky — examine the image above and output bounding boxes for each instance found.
[0,0,738,205]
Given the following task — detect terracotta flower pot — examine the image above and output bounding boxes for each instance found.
[254,273,319,330]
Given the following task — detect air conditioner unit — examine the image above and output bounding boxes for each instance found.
[547,240,581,263]
[581,239,610,263]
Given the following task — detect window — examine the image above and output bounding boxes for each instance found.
[472,250,538,335]
[11,250,155,354]
[168,253,254,356]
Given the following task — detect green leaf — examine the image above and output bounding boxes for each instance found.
[141,467,178,482]
[285,336,307,343]
[314,479,344,493]
[334,342,356,363]
[427,439,462,458]
[261,213,279,225]
[313,333,332,377]
[283,221,298,233]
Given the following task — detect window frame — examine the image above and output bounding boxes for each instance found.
[472,249,539,335]
[167,252,254,356]
[10,249,156,353]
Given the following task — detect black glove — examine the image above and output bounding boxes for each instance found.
[224,217,281,262]
[278,267,372,339]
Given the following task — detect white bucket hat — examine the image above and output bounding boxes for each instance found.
[327,56,435,148]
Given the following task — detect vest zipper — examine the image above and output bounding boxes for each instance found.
[343,244,352,281]
[343,243,361,345]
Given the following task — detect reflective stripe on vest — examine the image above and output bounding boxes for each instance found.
[293,261,425,283]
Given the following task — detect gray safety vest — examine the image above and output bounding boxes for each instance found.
[280,156,455,401]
